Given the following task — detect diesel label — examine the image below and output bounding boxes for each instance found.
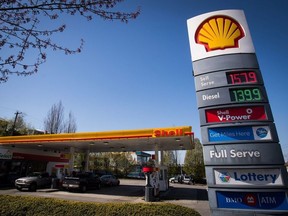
[202,92,220,100]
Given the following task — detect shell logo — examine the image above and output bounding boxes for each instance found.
[195,15,245,52]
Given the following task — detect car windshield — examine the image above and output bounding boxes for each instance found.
[100,175,111,179]
[27,172,41,177]
[75,173,89,178]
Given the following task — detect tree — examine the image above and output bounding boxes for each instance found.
[161,150,183,177]
[90,152,134,177]
[0,114,31,136]
[109,152,132,176]
[64,111,77,133]
[162,151,177,165]
[183,138,205,181]
[44,101,64,134]
[44,100,76,134]
[0,0,140,82]
[0,118,10,136]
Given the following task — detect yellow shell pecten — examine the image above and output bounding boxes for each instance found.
[195,15,245,52]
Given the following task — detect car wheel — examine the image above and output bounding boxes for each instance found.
[80,185,87,193]
[16,187,22,191]
[29,183,37,192]
[171,180,175,183]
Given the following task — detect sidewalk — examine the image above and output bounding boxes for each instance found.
[164,199,211,216]
[132,185,211,216]
[159,186,211,216]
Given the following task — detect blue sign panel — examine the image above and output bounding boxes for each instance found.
[217,191,288,210]
[208,125,272,142]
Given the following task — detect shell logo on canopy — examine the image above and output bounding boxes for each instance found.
[195,15,245,52]
[153,128,184,137]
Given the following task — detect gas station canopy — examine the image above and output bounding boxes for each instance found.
[0,126,194,153]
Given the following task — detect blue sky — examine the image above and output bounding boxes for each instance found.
[1,0,288,161]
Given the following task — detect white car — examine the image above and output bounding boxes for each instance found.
[15,172,52,191]
[169,175,195,185]
[169,175,181,183]
[182,176,195,185]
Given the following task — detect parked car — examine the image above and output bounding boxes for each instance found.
[169,175,181,183]
[182,175,195,185]
[169,175,195,185]
[127,172,145,179]
[94,170,113,177]
[100,174,120,186]
[15,172,52,191]
[62,172,101,193]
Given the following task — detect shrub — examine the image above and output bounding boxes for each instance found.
[0,195,201,216]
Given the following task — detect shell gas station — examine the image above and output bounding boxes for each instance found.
[0,126,194,200]
[2,8,288,214]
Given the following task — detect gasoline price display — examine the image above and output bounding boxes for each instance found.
[229,87,262,102]
[226,71,258,85]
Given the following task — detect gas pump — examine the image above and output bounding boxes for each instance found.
[158,165,168,192]
[142,166,157,202]
[150,168,160,198]
[142,164,168,201]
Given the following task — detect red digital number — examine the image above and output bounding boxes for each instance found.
[227,71,258,84]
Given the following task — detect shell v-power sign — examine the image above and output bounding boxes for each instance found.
[187,10,288,216]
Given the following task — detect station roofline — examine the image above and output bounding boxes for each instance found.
[0,126,194,152]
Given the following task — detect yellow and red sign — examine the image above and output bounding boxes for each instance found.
[187,10,255,61]
[195,15,245,52]
[153,128,184,137]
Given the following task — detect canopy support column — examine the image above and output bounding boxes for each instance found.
[68,147,75,175]
[84,149,90,172]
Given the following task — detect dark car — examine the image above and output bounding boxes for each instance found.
[127,172,145,179]
[62,172,101,193]
[100,174,120,186]
[15,172,52,191]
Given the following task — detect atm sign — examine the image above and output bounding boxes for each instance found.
[206,106,267,123]
[217,191,288,210]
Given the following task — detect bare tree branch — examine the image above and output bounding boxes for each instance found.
[64,111,77,133]
[0,0,140,82]
[44,101,65,134]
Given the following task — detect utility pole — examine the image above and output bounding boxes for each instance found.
[11,111,22,135]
